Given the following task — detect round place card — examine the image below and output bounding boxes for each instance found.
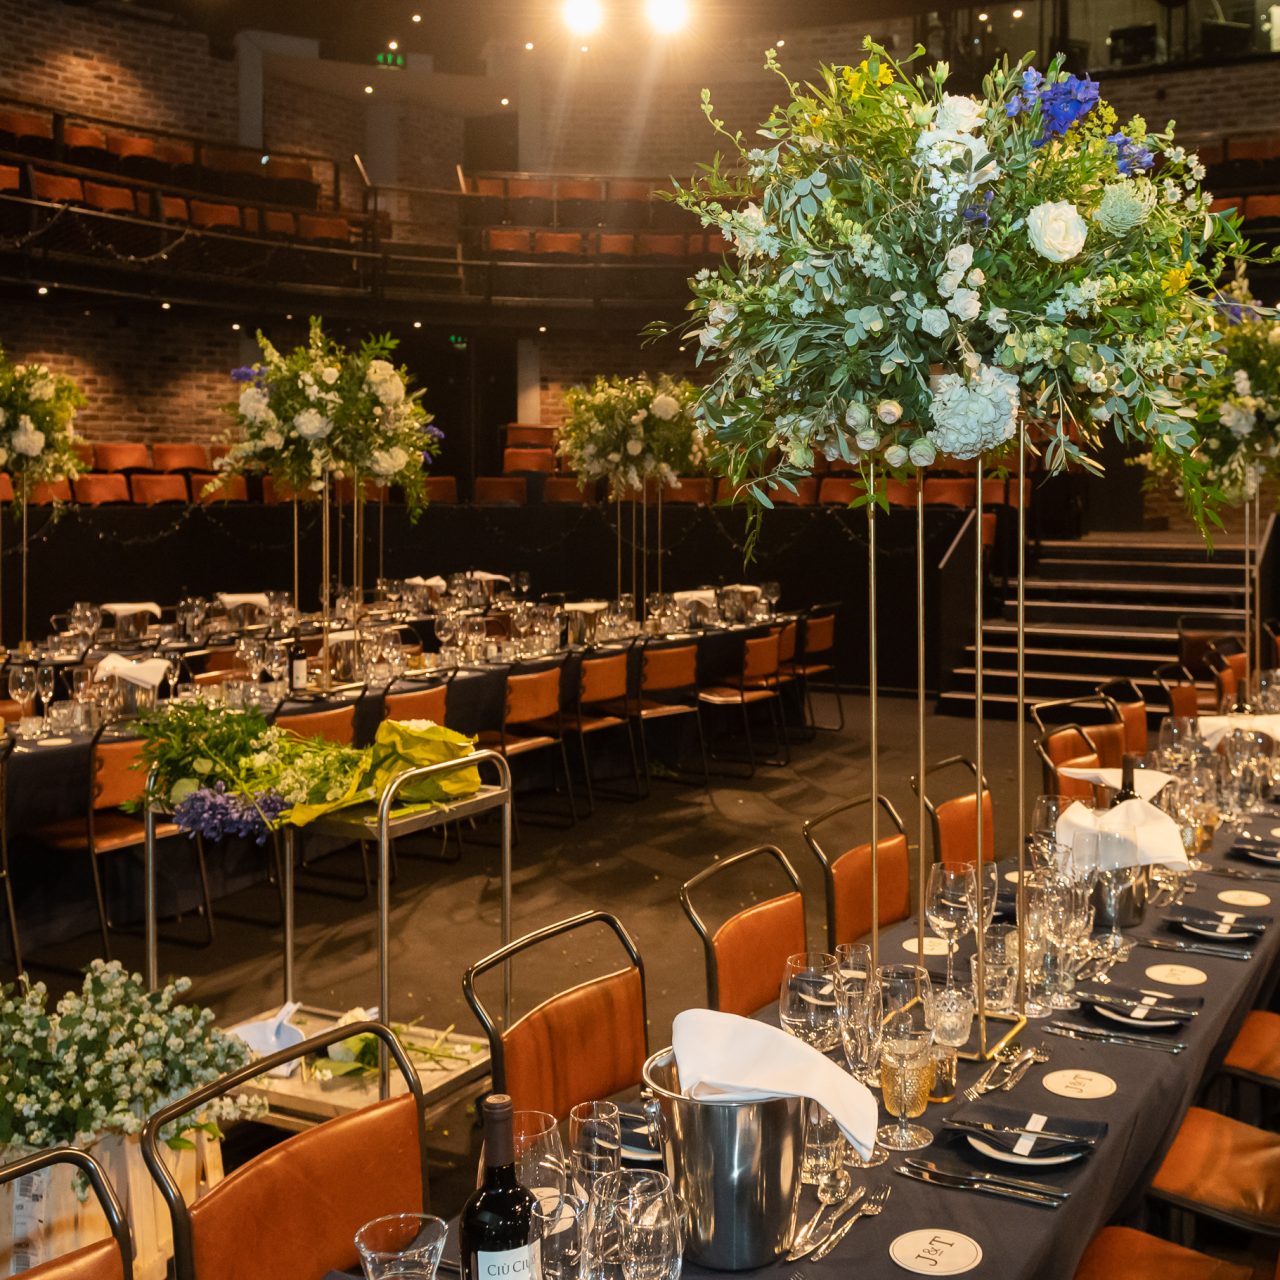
[1144,963,1207,987]
[1042,1068,1116,1100]
[902,936,949,956]
[1218,888,1271,907]
[890,1230,983,1276]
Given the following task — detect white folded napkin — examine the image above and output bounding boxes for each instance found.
[671,1009,877,1160]
[405,575,447,592]
[723,583,763,598]
[1058,765,1174,801]
[563,600,609,613]
[94,653,171,689]
[467,571,510,584]
[1197,713,1280,749]
[101,601,161,620]
[218,592,271,613]
[672,589,715,608]
[1056,797,1188,870]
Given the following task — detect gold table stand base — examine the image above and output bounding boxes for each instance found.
[956,1010,1028,1062]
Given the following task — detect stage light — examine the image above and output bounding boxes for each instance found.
[580,44,589,51]
[563,0,602,36]
[646,0,688,33]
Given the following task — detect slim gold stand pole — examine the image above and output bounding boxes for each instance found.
[352,475,361,610]
[1244,496,1253,683]
[631,499,638,615]
[320,469,332,692]
[916,479,927,958]
[292,499,300,609]
[616,495,623,601]
[378,490,385,584]
[641,489,649,619]
[1015,426,1028,1014]
[974,458,987,1051]
[657,485,664,599]
[20,474,28,650]
[868,462,880,972]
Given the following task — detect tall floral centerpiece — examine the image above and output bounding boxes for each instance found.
[0,962,257,1278]
[666,43,1252,521]
[558,373,700,603]
[218,318,442,681]
[0,353,85,649]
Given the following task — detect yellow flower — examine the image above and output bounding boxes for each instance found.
[872,61,894,86]
[841,59,892,100]
[1161,263,1192,295]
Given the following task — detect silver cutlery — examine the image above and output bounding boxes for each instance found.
[786,1186,865,1261]
[1074,992,1195,1017]
[894,1163,1063,1207]
[807,1186,891,1260]
[785,1185,863,1260]
[961,1057,1007,1102]
[1045,1021,1185,1054]
[1218,868,1280,882]
[942,1118,1097,1147]
[1140,938,1254,961]
[904,1158,1071,1201]
[1172,879,1197,905]
[1000,1052,1040,1091]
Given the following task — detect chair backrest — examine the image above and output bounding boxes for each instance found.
[141,1023,426,1280]
[92,734,146,812]
[543,477,595,504]
[73,474,130,506]
[425,476,458,504]
[777,621,797,665]
[385,683,448,725]
[191,473,248,503]
[0,1147,131,1280]
[802,610,836,659]
[923,477,974,506]
[94,442,150,472]
[664,478,713,505]
[1036,725,1098,801]
[913,756,995,864]
[506,666,561,726]
[803,795,912,951]
[640,642,697,694]
[275,704,356,745]
[28,479,73,504]
[474,476,527,505]
[151,443,209,472]
[579,652,628,704]
[1081,720,1126,769]
[462,911,648,1119]
[742,631,780,682]
[1098,678,1148,754]
[130,474,189,505]
[503,447,555,474]
[680,845,806,1016]
[1155,662,1201,719]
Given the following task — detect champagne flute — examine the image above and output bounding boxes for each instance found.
[964,858,1000,939]
[35,663,57,730]
[835,942,887,1167]
[924,863,973,988]
[8,664,35,719]
[874,964,934,1152]
[569,1101,621,1204]
[1096,827,1138,957]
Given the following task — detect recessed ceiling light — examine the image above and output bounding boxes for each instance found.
[563,0,602,35]
[285,313,293,320]
[977,10,989,18]
[412,12,421,21]
[36,286,47,295]
[161,301,171,310]
[231,322,241,331]
[413,320,422,328]
[525,40,535,50]
[776,38,785,47]
[1012,6,1023,15]
[500,97,510,106]
[580,44,589,52]
[538,325,547,333]
[364,85,374,94]
[388,39,398,50]
[646,0,689,33]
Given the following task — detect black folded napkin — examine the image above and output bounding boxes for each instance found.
[944,1101,1106,1158]
[1165,905,1269,936]
[1076,981,1201,1021]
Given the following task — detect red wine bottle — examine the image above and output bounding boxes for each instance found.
[1112,753,1138,807]
[461,1094,540,1280]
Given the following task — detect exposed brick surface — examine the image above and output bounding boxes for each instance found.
[263,78,365,211]
[1101,61,1280,142]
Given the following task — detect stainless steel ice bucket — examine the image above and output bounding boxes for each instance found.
[641,1047,802,1271]
[1092,865,1151,929]
[566,603,607,646]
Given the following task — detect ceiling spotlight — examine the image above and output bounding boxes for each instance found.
[563,0,602,36]
[413,320,422,328]
[538,325,548,333]
[231,323,241,331]
[388,39,398,50]
[977,10,989,18]
[645,0,688,33]
[525,40,535,50]
[36,286,48,295]
[1012,6,1023,15]
[500,97,510,106]
[411,12,421,21]
[580,44,589,52]
[161,301,171,310]
[775,37,785,47]
[285,313,293,320]
[364,84,374,93]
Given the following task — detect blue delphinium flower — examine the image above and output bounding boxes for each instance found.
[1107,132,1154,176]
[1006,67,1100,144]
[175,783,286,845]
[425,423,446,441]
[230,366,259,383]
[962,189,995,227]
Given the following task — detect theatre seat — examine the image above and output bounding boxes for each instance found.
[543,477,595,504]
[82,182,137,215]
[152,443,209,472]
[28,479,72,504]
[474,477,527,505]
[94,442,150,472]
[31,170,84,204]
[130,474,189,505]
[503,447,555,474]
[191,473,248,503]
[424,476,458,504]
[73,474,130,506]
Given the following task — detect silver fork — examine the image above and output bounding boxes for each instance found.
[808,1186,891,1261]
[961,1058,1005,1102]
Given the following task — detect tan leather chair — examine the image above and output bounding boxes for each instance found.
[274,703,357,745]
[803,793,912,951]
[1074,1225,1254,1280]
[0,1146,132,1279]
[561,649,643,813]
[463,911,648,1120]
[1098,677,1150,755]
[912,755,995,865]
[1156,661,1203,719]
[698,629,789,775]
[142,1023,428,1280]
[384,683,448,726]
[1036,725,1100,802]
[1222,1009,1280,1091]
[785,606,843,732]
[679,844,806,1017]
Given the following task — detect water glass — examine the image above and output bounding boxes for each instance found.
[969,952,1016,1014]
[354,1213,447,1280]
[533,1192,587,1280]
[924,863,973,987]
[800,1101,847,1189]
[570,1101,621,1202]
[614,1172,683,1280]
[778,951,840,1051]
[48,701,77,735]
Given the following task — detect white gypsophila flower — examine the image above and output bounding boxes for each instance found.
[845,402,871,430]
[1219,400,1255,439]
[262,428,284,450]
[855,429,881,451]
[626,438,644,456]
[944,243,975,273]
[946,288,982,322]
[1027,200,1088,262]
[11,415,45,457]
[877,399,903,425]
[1233,369,1252,396]
[293,408,332,440]
[927,360,1020,459]
[908,438,937,468]
[730,203,781,258]
[238,385,270,425]
[934,94,985,134]
[884,444,909,467]
[921,307,951,338]
[650,393,680,421]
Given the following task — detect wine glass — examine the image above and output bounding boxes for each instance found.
[8,665,35,719]
[1095,827,1138,957]
[1017,869,1054,1019]
[925,863,973,988]
[874,964,934,1152]
[761,581,781,614]
[964,859,1000,940]
[433,611,457,653]
[834,942,887,1167]
[1158,717,1200,770]
[514,1109,568,1203]
[569,1101,621,1203]
[606,1170,683,1280]
[778,952,840,1051]
[35,663,57,729]
[1029,795,1074,870]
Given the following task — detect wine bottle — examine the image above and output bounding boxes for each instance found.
[288,630,309,692]
[461,1094,540,1280]
[1112,753,1138,806]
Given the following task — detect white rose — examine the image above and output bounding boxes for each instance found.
[321,366,340,385]
[626,438,644,456]
[293,408,332,440]
[966,268,985,287]
[650,393,680,421]
[1027,200,1088,262]
[262,429,284,450]
[946,288,982,322]
[877,400,903,425]
[855,429,881,452]
[921,307,951,338]
[908,438,937,467]
[0,446,9,466]
[934,93,985,134]
[884,444,909,467]
[370,445,410,477]
[944,243,974,273]
[845,402,871,430]
[28,376,55,403]
[936,270,962,298]
[11,415,45,457]
[984,306,1010,333]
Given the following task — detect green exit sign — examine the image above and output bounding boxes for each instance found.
[375,52,405,68]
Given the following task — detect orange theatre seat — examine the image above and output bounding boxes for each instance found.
[190,199,242,231]
[804,794,913,950]
[543,477,595,504]
[191,473,248,503]
[74,474,130,506]
[28,479,72,504]
[152,442,210,473]
[130,474,189,505]
[913,755,996,865]
[663,478,713,505]
[31,170,84,204]
[923,477,976,506]
[82,181,137,215]
[297,213,351,243]
[680,844,807,1016]
[819,476,861,506]
[94,442,151,472]
[503,447,555,474]
[0,165,19,193]
[474,476,527,505]
[463,911,648,1120]
[533,230,584,255]
[424,476,458,504]
[485,227,533,256]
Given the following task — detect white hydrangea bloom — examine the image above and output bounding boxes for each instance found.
[12,415,45,457]
[927,361,1020,459]
[238,385,271,424]
[650,393,680,420]
[365,359,405,407]
[294,408,332,440]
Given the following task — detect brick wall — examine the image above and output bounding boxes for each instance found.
[395,104,464,242]
[0,0,236,139]
[0,305,239,442]
[1100,60,1280,140]
[263,78,365,211]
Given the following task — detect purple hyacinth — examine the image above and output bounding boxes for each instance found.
[1107,132,1154,176]
[174,782,286,845]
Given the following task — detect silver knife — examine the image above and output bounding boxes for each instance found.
[1045,1022,1185,1054]
[785,1186,864,1261]
[942,1118,1097,1146]
[904,1158,1071,1200]
[1218,868,1280,881]
[1140,938,1254,961]
[1074,992,1195,1017]
[894,1163,1063,1207]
